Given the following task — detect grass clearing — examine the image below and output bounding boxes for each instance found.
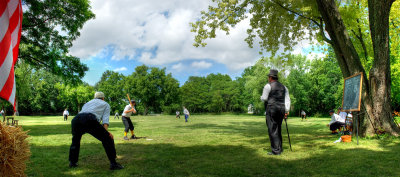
[20,115,400,176]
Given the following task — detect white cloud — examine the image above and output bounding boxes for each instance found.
[191,61,212,69]
[71,0,322,79]
[171,63,184,71]
[70,0,262,72]
[113,67,127,72]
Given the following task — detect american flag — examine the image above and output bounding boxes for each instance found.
[0,0,22,110]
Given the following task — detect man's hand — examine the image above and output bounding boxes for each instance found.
[284,113,289,119]
[109,132,114,139]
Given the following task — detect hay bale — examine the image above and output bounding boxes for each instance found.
[0,122,30,177]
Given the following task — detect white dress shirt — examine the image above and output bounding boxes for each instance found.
[339,111,347,122]
[63,110,69,116]
[184,108,189,115]
[80,99,111,125]
[329,113,345,125]
[260,83,291,112]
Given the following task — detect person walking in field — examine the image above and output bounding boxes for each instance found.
[114,112,119,119]
[260,69,291,155]
[122,100,137,140]
[68,92,123,170]
[63,108,69,121]
[176,111,180,119]
[183,107,190,122]
[301,110,306,121]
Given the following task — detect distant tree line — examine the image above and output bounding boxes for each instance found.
[1,51,399,117]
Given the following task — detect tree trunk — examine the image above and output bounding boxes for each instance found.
[367,0,399,135]
[316,0,399,136]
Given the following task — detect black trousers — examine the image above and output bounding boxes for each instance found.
[122,116,134,132]
[265,104,285,154]
[330,121,345,131]
[69,113,116,164]
[64,115,68,121]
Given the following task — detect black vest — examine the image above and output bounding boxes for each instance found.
[267,81,286,106]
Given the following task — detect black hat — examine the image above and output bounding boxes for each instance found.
[329,110,335,113]
[131,100,136,104]
[268,69,279,78]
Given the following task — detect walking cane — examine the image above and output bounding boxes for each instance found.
[284,114,293,151]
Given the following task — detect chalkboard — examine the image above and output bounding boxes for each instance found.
[342,72,363,111]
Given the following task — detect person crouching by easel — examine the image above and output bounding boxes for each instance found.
[122,100,137,140]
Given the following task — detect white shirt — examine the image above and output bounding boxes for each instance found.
[183,108,189,115]
[80,99,111,125]
[301,111,306,115]
[329,113,345,125]
[176,111,180,115]
[63,110,69,116]
[260,82,291,112]
[122,104,136,117]
[339,111,347,121]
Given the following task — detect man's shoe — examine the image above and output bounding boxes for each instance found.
[130,135,137,139]
[123,136,129,140]
[69,162,78,168]
[267,152,281,155]
[110,162,124,170]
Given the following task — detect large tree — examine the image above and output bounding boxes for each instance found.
[94,70,126,114]
[19,0,95,84]
[191,0,399,135]
[125,65,180,115]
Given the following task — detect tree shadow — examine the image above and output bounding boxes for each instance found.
[173,120,336,147]
[22,121,141,137]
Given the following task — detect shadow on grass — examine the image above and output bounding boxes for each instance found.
[26,140,400,177]
[174,120,335,147]
[22,121,141,137]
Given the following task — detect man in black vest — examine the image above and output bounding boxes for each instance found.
[261,69,291,155]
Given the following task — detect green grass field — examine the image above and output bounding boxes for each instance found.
[20,115,400,176]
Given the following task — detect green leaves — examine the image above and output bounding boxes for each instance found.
[125,65,181,115]
[20,0,95,84]
[191,0,318,57]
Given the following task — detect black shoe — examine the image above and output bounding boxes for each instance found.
[130,135,137,139]
[110,162,124,170]
[69,162,78,168]
[267,152,281,155]
[123,136,129,140]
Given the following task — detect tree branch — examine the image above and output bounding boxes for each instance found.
[270,0,321,26]
[271,0,333,44]
[319,18,333,44]
[19,55,51,68]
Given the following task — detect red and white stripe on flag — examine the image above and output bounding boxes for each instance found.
[0,0,22,110]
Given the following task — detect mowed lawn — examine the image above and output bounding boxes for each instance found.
[19,114,400,177]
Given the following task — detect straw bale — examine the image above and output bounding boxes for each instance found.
[0,122,30,177]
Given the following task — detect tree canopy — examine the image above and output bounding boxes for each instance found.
[19,0,95,84]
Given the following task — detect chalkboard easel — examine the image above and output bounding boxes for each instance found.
[342,72,363,145]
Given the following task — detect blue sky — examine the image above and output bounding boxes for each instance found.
[70,0,322,86]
